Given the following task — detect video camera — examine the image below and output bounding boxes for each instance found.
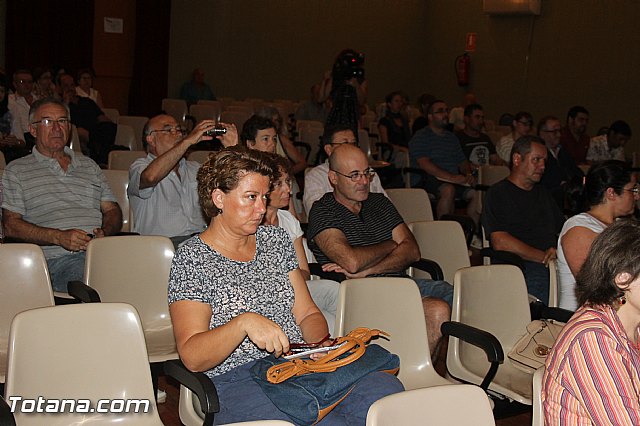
[332,49,365,83]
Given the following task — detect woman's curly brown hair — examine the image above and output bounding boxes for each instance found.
[197,145,276,219]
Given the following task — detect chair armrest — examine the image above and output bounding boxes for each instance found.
[411,258,444,281]
[0,396,16,426]
[530,300,574,323]
[67,280,101,303]
[480,248,525,270]
[308,263,346,282]
[164,359,219,425]
[441,321,504,390]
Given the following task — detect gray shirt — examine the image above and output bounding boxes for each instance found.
[128,154,206,237]
[2,147,116,259]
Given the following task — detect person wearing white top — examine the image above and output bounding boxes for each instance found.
[557,160,638,310]
[303,124,387,215]
[263,154,338,334]
[128,114,237,248]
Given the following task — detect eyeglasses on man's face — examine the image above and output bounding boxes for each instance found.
[32,118,70,127]
[331,168,376,182]
[149,125,185,136]
[330,140,358,147]
[623,184,640,195]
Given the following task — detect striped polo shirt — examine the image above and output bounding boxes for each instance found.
[2,147,116,259]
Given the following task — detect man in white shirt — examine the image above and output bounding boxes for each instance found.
[303,124,386,215]
[128,114,237,248]
[587,120,630,163]
[8,69,38,147]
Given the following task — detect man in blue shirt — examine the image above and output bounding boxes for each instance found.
[408,99,480,226]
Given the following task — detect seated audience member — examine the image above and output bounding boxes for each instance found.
[75,68,104,109]
[0,73,29,163]
[168,146,403,424]
[496,111,533,164]
[378,90,411,153]
[241,114,302,217]
[455,103,504,167]
[448,92,477,132]
[411,93,436,134]
[587,120,631,163]
[408,99,480,225]
[538,115,584,209]
[33,67,58,100]
[560,105,590,164]
[482,136,565,304]
[303,124,387,215]
[307,143,453,355]
[557,161,637,311]
[59,73,116,164]
[295,84,329,124]
[263,154,338,333]
[128,114,236,249]
[255,107,308,175]
[2,98,122,291]
[543,219,640,424]
[179,68,216,106]
[8,69,38,148]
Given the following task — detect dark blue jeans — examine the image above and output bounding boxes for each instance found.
[211,359,404,425]
[523,260,550,305]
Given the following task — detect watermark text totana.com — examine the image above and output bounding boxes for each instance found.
[7,396,151,414]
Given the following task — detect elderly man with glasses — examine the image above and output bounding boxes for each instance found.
[303,124,387,215]
[128,114,237,249]
[307,143,453,356]
[2,97,122,292]
[538,115,584,211]
[8,69,38,151]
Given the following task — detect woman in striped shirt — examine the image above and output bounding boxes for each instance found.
[543,219,640,424]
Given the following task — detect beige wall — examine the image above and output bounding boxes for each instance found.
[169,0,640,154]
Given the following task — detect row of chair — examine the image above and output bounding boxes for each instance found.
[1,235,552,425]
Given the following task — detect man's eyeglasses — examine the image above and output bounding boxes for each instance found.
[31,118,70,127]
[149,125,186,136]
[623,184,640,195]
[541,129,562,134]
[330,141,358,147]
[16,79,33,84]
[517,120,533,126]
[432,108,449,115]
[331,168,376,182]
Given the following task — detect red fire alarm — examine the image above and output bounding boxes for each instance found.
[465,33,477,52]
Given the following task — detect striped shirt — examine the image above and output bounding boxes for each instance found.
[2,147,116,259]
[543,304,640,425]
[307,192,404,268]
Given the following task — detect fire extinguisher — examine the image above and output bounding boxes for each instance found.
[455,52,470,87]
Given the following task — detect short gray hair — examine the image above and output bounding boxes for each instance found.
[28,97,70,123]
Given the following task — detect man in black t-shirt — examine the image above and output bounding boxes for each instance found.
[482,136,565,304]
[455,104,504,167]
[307,143,452,355]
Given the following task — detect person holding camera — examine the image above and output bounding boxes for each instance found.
[317,49,368,136]
[127,114,237,249]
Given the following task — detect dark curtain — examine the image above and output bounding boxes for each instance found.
[5,0,94,80]
[128,0,171,117]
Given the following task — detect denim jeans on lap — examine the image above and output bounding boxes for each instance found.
[47,252,86,292]
[522,260,550,305]
[212,359,404,425]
